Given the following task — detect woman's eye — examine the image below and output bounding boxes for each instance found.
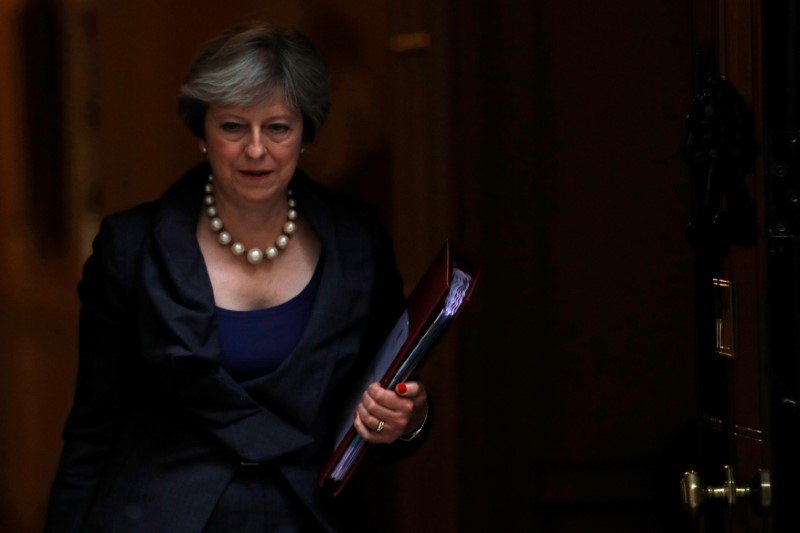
[221,122,243,132]
[268,124,290,134]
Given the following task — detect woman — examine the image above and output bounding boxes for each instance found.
[45,22,429,532]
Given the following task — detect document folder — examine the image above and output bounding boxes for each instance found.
[320,240,479,495]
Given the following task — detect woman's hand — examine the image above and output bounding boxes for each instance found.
[354,381,428,444]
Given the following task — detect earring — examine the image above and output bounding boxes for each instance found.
[201,146,207,153]
[300,147,306,154]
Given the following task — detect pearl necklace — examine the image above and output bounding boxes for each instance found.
[204,174,297,264]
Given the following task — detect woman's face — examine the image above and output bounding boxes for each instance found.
[203,96,304,208]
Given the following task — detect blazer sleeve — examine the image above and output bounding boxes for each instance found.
[44,217,140,533]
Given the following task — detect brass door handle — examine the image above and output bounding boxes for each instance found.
[680,466,771,518]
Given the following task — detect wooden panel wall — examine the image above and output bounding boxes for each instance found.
[445,1,699,531]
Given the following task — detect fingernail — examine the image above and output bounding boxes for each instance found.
[396,383,407,394]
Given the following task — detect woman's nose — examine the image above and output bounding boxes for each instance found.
[245,133,267,158]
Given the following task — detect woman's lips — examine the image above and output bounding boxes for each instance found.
[240,169,271,177]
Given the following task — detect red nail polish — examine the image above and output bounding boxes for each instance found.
[396,383,407,394]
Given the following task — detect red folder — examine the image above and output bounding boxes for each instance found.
[319,240,480,495]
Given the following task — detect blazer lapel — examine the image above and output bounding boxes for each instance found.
[140,165,219,363]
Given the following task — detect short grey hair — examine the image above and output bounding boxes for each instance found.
[178,23,331,143]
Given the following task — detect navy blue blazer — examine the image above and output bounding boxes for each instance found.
[44,163,409,532]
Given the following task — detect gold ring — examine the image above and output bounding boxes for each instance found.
[375,420,385,433]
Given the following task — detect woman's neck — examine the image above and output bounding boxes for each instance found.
[211,191,290,246]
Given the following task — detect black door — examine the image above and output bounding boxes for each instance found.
[763,1,800,532]
[681,0,768,531]
[683,1,800,531]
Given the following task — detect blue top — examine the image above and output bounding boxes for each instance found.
[216,263,322,382]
